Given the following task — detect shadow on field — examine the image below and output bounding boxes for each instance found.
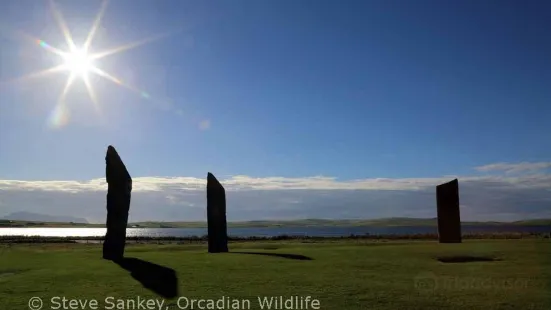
[230,251,313,261]
[114,257,178,298]
[436,255,499,263]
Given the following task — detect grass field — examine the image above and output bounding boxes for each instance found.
[1,239,550,310]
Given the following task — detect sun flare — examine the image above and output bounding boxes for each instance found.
[3,0,171,128]
[63,49,94,77]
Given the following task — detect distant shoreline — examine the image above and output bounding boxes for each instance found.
[3,220,551,229]
[1,218,551,228]
[1,232,550,243]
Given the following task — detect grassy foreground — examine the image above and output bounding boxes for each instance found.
[1,240,550,310]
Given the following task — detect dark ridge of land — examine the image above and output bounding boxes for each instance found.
[1,217,551,228]
[2,211,89,224]
[0,232,549,244]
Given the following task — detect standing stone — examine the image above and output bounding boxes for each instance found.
[436,179,462,243]
[206,172,228,253]
[103,145,132,260]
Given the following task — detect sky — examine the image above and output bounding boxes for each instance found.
[0,0,550,223]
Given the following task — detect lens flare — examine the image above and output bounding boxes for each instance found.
[48,104,70,128]
[3,0,171,128]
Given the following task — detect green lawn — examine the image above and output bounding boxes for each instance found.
[1,239,550,310]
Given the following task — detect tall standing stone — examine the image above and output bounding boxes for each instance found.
[436,179,462,243]
[103,145,132,260]
[206,172,228,253]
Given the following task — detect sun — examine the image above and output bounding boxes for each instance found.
[63,48,94,77]
[2,0,172,128]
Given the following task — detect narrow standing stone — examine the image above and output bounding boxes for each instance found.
[103,145,132,260]
[436,179,462,243]
[206,172,228,253]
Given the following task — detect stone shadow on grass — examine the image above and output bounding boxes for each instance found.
[114,257,178,298]
[436,255,499,263]
[230,251,313,261]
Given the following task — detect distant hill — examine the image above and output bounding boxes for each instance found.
[128,217,551,228]
[2,212,89,224]
[0,216,550,228]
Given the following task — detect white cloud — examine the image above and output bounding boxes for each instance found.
[0,174,550,193]
[475,162,551,174]
[0,162,549,223]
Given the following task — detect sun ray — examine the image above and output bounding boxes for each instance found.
[48,73,76,128]
[83,0,109,52]
[49,0,76,51]
[37,39,67,58]
[90,66,122,85]
[89,32,171,60]
[82,73,101,115]
[4,27,67,57]
[0,65,66,86]
[90,66,153,99]
[1,21,66,57]
[60,73,76,100]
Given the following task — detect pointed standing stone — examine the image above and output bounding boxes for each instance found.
[436,179,462,243]
[206,172,228,253]
[103,145,132,260]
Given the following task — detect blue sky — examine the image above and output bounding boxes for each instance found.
[0,0,550,222]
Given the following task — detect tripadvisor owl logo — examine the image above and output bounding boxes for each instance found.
[414,271,439,292]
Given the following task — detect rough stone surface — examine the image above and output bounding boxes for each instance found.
[103,145,132,260]
[206,172,228,253]
[436,179,462,243]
